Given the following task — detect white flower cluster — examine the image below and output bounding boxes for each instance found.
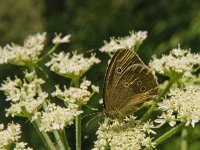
[46,51,101,78]
[52,33,71,44]
[0,123,32,150]
[14,142,33,150]
[52,78,99,105]
[99,31,147,54]
[36,103,82,132]
[36,79,99,132]
[149,46,200,78]
[0,71,47,117]
[0,32,46,66]
[93,116,156,150]
[156,85,200,127]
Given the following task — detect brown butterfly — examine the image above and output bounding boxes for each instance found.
[103,49,158,118]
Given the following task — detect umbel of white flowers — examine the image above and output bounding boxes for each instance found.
[0,71,47,117]
[99,30,147,54]
[0,33,46,66]
[93,116,156,150]
[149,46,200,77]
[0,32,71,66]
[0,123,32,150]
[46,51,101,78]
[156,85,200,127]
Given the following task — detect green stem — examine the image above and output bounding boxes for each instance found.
[32,120,56,150]
[72,78,79,87]
[181,128,188,150]
[37,44,59,63]
[76,104,82,150]
[138,78,175,125]
[60,129,70,150]
[159,78,175,99]
[133,44,140,52]
[54,131,66,150]
[154,123,184,147]
[32,65,69,150]
[71,78,82,150]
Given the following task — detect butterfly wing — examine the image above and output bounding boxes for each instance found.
[113,64,158,116]
[103,49,158,118]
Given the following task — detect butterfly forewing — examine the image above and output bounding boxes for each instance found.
[103,49,143,111]
[103,49,158,118]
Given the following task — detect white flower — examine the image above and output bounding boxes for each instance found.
[0,71,46,117]
[92,85,99,93]
[0,124,4,130]
[99,99,103,104]
[157,85,200,127]
[93,116,156,150]
[155,112,176,127]
[46,51,101,78]
[52,33,71,44]
[0,123,32,150]
[0,32,46,66]
[80,79,91,89]
[99,37,122,54]
[140,120,156,134]
[14,142,33,150]
[178,74,200,87]
[0,46,6,64]
[0,123,21,149]
[38,103,82,132]
[149,46,200,78]
[100,30,147,54]
[52,78,99,105]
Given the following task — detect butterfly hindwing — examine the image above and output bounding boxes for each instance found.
[112,64,158,116]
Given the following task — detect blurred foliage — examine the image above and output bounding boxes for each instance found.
[0,0,44,45]
[0,0,200,150]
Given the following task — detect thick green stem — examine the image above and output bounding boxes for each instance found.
[72,78,79,87]
[154,123,184,147]
[181,128,188,150]
[60,129,70,150]
[76,105,82,150]
[54,131,66,150]
[32,120,56,150]
[138,79,175,125]
[71,78,82,150]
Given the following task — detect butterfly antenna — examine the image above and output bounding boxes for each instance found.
[81,112,98,120]
[86,115,99,128]
[84,104,99,111]
[86,49,95,53]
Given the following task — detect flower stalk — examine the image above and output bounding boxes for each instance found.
[71,78,82,150]
[60,129,70,150]
[76,105,82,150]
[38,44,59,63]
[53,131,66,150]
[154,123,184,147]
[32,120,56,150]
[181,128,188,150]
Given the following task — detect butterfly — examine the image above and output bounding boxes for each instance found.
[103,49,158,118]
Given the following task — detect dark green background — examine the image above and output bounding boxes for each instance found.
[0,0,200,149]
